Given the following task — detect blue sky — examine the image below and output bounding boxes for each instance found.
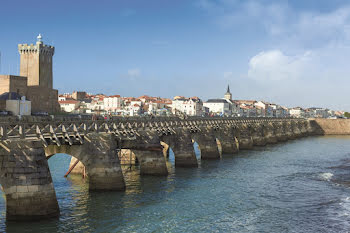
[1,0,350,110]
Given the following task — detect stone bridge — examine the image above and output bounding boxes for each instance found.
[0,116,315,220]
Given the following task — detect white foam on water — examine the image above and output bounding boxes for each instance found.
[339,197,350,217]
[319,172,334,181]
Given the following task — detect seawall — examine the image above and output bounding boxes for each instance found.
[311,119,350,135]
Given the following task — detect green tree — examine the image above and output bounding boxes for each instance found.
[344,112,350,118]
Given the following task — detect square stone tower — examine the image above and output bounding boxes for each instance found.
[18,34,54,89]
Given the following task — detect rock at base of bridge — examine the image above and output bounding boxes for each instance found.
[0,140,60,221]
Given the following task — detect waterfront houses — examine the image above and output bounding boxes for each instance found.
[203,99,231,116]
[172,96,203,116]
[57,87,345,119]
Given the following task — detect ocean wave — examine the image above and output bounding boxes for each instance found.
[319,172,334,181]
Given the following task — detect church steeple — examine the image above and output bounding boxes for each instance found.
[224,84,232,100]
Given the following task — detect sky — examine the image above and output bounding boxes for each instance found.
[1,0,350,110]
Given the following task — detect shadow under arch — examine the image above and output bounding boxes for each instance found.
[192,139,201,159]
[45,145,88,179]
[160,141,179,174]
[46,152,87,186]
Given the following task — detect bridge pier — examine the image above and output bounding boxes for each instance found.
[216,133,239,154]
[265,123,278,144]
[275,122,288,142]
[252,124,267,146]
[284,122,296,140]
[299,121,309,137]
[237,125,253,149]
[133,149,168,175]
[292,121,302,138]
[0,140,59,220]
[162,133,198,167]
[193,132,220,159]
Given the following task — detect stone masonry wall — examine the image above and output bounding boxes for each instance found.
[312,119,350,135]
[0,139,59,220]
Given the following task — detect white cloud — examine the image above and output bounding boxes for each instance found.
[197,0,350,110]
[248,50,312,81]
[127,68,141,78]
[197,0,350,47]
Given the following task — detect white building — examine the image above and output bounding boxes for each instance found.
[203,85,240,116]
[58,95,66,101]
[172,97,203,116]
[0,92,31,115]
[289,107,305,118]
[59,100,80,113]
[204,99,231,116]
[7,97,31,116]
[130,104,141,116]
[90,97,105,113]
[104,95,121,113]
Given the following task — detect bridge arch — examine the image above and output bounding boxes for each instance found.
[213,127,239,155]
[191,129,221,160]
[160,134,198,167]
[236,123,254,150]
[44,133,125,191]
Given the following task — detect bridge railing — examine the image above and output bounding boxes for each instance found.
[0,117,305,142]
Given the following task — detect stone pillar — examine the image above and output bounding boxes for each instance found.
[0,140,59,220]
[237,125,253,149]
[162,133,198,167]
[133,149,168,175]
[275,122,288,142]
[265,123,278,144]
[193,130,220,159]
[284,122,295,140]
[252,124,267,146]
[216,132,239,154]
[81,133,125,190]
[299,121,309,137]
[292,121,302,138]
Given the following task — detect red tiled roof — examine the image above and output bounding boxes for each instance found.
[59,100,79,104]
